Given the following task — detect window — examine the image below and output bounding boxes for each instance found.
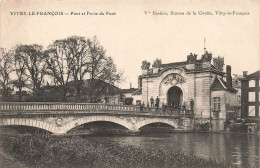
[249,80,255,87]
[248,106,255,116]
[213,97,221,111]
[248,92,255,102]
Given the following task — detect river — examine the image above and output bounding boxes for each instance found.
[83,133,260,167]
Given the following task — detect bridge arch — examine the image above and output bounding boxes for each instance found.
[135,118,178,130]
[0,118,55,133]
[62,116,133,133]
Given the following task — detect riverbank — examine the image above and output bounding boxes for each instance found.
[0,150,27,168]
[0,134,238,168]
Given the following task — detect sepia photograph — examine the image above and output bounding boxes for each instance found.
[0,0,259,167]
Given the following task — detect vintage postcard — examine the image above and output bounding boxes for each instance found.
[0,0,259,167]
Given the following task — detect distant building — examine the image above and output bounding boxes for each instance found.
[138,51,238,131]
[122,88,138,98]
[232,74,243,118]
[121,87,142,105]
[132,88,142,105]
[241,70,260,119]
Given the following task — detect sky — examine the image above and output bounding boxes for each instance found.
[0,0,259,89]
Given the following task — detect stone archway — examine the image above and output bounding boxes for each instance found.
[167,86,183,108]
[158,69,188,107]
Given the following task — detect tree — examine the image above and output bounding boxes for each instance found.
[14,47,27,101]
[0,48,14,101]
[45,37,88,101]
[45,40,72,87]
[45,36,123,102]
[62,36,90,100]
[14,44,47,99]
[86,36,122,102]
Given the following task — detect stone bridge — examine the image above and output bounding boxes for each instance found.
[0,102,194,134]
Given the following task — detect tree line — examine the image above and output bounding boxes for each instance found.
[0,36,123,102]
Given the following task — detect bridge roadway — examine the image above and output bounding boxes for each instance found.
[0,102,194,134]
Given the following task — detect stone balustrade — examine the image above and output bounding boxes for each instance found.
[0,102,193,116]
[0,102,140,112]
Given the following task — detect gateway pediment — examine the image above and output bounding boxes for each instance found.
[163,73,186,86]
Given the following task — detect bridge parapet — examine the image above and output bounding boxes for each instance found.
[0,102,140,112]
[0,103,195,134]
[0,102,194,117]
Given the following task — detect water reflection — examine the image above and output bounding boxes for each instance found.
[88,133,259,167]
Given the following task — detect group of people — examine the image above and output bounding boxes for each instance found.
[150,96,160,108]
[139,97,194,112]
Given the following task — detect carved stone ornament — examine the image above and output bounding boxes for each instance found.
[56,118,63,127]
[201,50,212,62]
[213,56,224,71]
[163,74,185,86]
[187,53,197,64]
[131,118,136,124]
[141,60,151,70]
[152,58,162,68]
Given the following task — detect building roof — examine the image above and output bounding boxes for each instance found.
[161,59,219,69]
[211,76,237,93]
[161,61,187,68]
[141,56,223,79]
[121,88,138,94]
[81,79,122,95]
[132,87,142,95]
[42,79,123,95]
[247,70,260,79]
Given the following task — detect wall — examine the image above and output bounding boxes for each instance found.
[241,79,260,118]
[124,93,132,98]
[211,90,238,119]
[210,90,238,131]
[194,72,214,118]
[225,92,237,107]
[132,94,142,105]
[211,90,227,119]
[100,94,122,104]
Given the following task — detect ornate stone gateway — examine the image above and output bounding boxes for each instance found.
[167,86,183,108]
[159,71,187,107]
[139,52,238,131]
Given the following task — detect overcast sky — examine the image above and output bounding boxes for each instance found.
[1,0,259,89]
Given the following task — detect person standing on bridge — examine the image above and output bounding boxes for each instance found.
[140,102,144,111]
[150,96,154,108]
[190,99,194,114]
[155,96,160,109]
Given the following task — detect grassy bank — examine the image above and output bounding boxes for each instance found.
[0,134,236,168]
